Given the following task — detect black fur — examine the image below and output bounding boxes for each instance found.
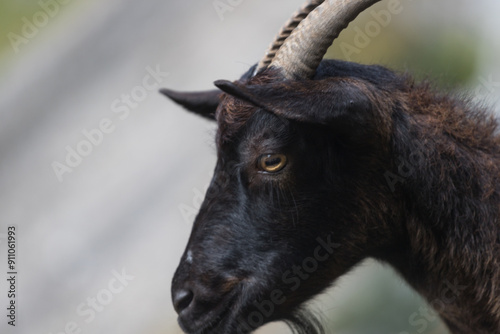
[167,59,500,334]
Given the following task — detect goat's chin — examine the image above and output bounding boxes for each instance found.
[177,288,326,334]
[179,309,325,334]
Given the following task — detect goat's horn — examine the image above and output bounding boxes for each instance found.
[270,0,382,80]
[254,0,324,76]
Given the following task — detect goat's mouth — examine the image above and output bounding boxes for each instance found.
[177,292,243,334]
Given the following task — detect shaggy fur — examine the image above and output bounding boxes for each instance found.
[167,59,500,334]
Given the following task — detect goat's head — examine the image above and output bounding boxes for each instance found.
[163,0,406,333]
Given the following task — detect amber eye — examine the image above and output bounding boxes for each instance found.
[258,154,288,173]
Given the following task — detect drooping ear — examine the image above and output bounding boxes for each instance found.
[159,64,257,121]
[214,77,376,127]
[160,88,221,120]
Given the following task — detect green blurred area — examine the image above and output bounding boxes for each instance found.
[326,3,480,89]
[0,2,43,53]
[0,0,84,59]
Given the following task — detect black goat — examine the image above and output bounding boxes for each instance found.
[162,0,500,333]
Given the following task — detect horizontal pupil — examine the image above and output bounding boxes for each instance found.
[265,157,281,166]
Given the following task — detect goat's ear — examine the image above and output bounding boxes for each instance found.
[214,78,374,127]
[160,65,257,121]
[160,88,220,121]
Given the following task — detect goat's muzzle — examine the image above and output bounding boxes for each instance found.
[171,259,245,333]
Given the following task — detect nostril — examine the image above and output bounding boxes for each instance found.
[173,288,194,314]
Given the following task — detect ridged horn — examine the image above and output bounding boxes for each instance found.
[254,0,324,76]
[270,0,382,80]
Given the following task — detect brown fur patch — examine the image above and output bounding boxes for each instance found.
[215,69,285,146]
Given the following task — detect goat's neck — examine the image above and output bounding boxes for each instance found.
[388,100,500,333]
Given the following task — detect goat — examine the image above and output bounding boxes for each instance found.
[161,0,500,333]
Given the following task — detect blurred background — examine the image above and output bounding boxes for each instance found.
[0,0,498,333]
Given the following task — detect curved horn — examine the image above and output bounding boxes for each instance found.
[254,0,324,76]
[270,0,382,80]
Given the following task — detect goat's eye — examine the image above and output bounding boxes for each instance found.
[258,154,287,173]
